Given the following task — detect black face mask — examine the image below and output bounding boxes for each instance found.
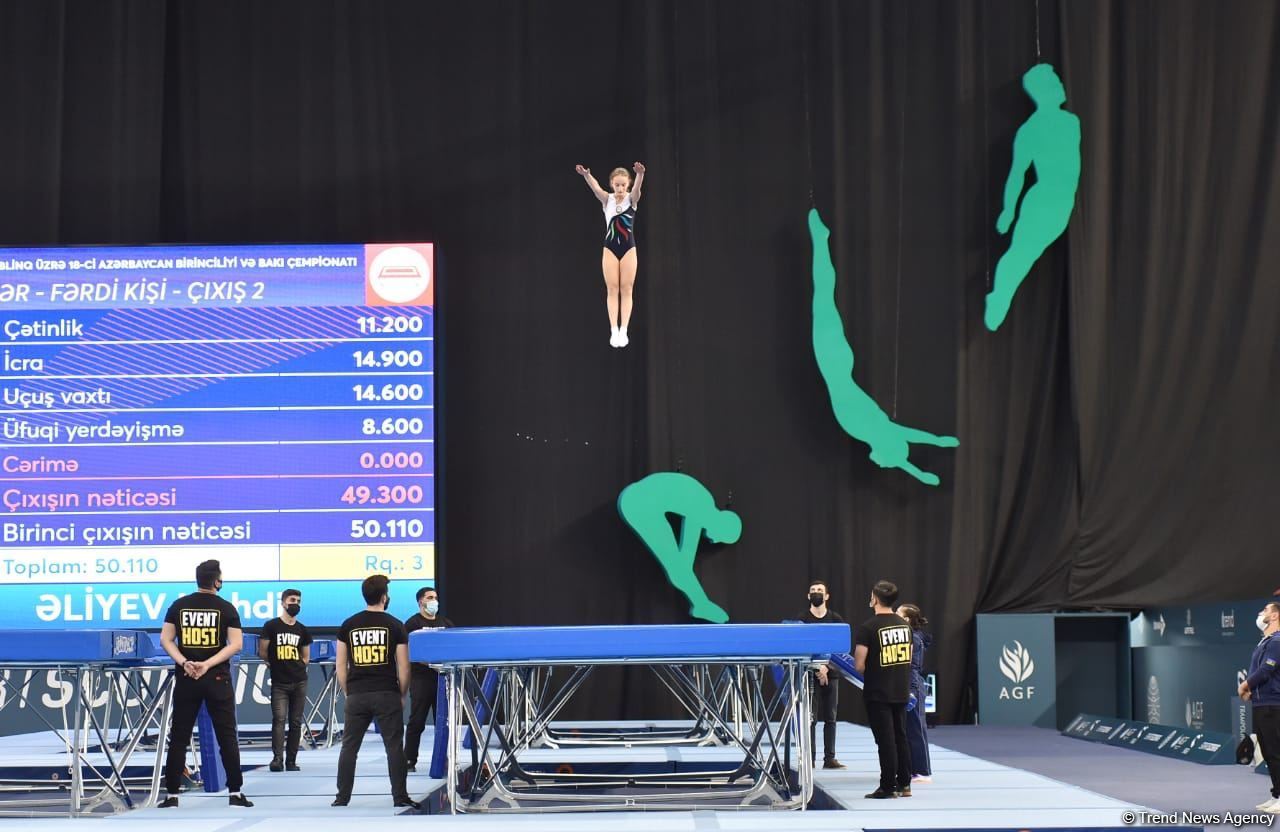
[809,592,824,608]
[285,604,301,617]
[383,597,390,610]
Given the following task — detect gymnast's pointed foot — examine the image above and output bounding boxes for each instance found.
[984,291,1010,331]
[807,207,829,240]
[690,600,729,624]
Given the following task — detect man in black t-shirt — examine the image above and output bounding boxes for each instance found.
[853,579,914,799]
[403,586,454,772]
[799,580,846,769]
[158,560,253,808]
[333,574,417,809]
[259,588,312,772]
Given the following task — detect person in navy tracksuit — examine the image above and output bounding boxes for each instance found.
[1241,601,1280,813]
[897,604,932,782]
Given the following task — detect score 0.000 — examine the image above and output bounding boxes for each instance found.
[358,450,424,470]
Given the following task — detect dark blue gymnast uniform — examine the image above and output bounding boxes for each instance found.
[905,630,932,777]
[603,194,637,259]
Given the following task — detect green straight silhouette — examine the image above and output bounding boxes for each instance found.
[808,209,958,486]
[617,472,741,623]
[986,63,1081,331]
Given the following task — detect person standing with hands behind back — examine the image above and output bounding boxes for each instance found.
[158,560,253,808]
[854,580,913,800]
[800,580,846,770]
[1240,602,1280,814]
[403,586,453,772]
[333,575,418,809]
[259,588,311,772]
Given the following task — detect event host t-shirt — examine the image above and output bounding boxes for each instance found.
[854,612,913,703]
[338,610,407,694]
[261,618,313,685]
[164,591,241,672]
[404,613,454,678]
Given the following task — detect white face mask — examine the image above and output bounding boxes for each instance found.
[1259,612,1272,633]
[425,600,439,616]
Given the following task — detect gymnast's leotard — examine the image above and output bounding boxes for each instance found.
[603,194,637,259]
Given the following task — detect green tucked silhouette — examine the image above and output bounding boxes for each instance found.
[986,63,1081,331]
[617,472,741,623]
[808,209,959,487]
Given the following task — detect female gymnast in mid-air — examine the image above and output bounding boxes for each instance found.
[575,161,645,347]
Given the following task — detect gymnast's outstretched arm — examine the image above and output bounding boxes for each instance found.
[576,164,609,202]
[896,458,940,487]
[630,162,646,205]
[997,127,1032,234]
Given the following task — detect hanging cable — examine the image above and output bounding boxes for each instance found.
[800,3,816,208]
[891,4,907,419]
[1035,0,1042,59]
[984,4,992,293]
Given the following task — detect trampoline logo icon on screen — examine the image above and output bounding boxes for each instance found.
[365,243,434,306]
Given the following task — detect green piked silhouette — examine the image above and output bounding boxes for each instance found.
[986,63,1081,331]
[618,472,741,623]
[808,209,959,487]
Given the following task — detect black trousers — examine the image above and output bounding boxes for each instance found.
[336,690,409,801]
[1255,705,1280,799]
[270,680,307,763]
[865,700,911,793]
[164,669,242,794]
[404,671,438,765]
[809,673,839,762]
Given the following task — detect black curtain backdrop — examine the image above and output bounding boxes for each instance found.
[1,0,1277,723]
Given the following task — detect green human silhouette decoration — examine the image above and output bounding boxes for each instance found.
[617,472,741,623]
[985,63,1081,331]
[808,208,959,486]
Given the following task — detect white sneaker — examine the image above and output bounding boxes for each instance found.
[617,327,629,347]
[1257,797,1279,811]
[912,776,932,784]
[609,328,621,347]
